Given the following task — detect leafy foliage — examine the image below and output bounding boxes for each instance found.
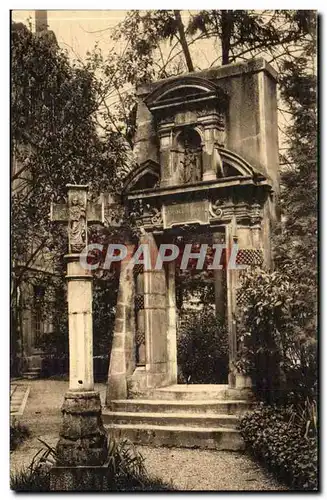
[239,402,318,490]
[235,268,317,403]
[274,20,317,343]
[11,21,130,295]
[10,420,30,451]
[177,308,228,384]
[235,15,317,405]
[11,21,131,373]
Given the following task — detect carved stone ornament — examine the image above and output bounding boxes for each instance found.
[197,107,225,128]
[150,206,163,227]
[68,193,86,253]
[209,199,223,219]
[104,204,125,228]
[250,203,262,225]
[129,199,163,229]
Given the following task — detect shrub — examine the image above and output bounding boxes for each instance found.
[239,402,318,491]
[11,437,173,492]
[10,420,30,451]
[177,308,228,384]
[235,268,317,404]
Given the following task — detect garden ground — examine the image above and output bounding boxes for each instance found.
[10,379,286,491]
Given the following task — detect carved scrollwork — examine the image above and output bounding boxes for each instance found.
[209,199,223,219]
[150,206,163,227]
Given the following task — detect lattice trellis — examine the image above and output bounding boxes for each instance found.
[135,329,145,346]
[236,288,253,308]
[133,263,144,276]
[135,294,144,312]
[236,248,264,266]
[235,248,263,308]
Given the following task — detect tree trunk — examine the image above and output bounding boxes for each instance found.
[221,10,234,65]
[174,10,194,72]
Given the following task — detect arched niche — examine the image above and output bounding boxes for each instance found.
[173,127,203,184]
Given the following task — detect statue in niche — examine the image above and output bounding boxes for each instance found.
[175,127,202,184]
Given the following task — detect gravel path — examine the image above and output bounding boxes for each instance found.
[10,379,286,491]
[136,446,286,491]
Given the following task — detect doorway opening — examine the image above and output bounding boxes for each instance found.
[175,231,228,384]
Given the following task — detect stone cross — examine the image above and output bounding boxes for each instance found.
[50,184,104,391]
[51,184,104,254]
[50,185,108,487]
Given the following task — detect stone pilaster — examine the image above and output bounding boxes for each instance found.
[212,232,226,321]
[158,125,174,188]
[202,125,217,181]
[143,232,168,388]
[106,257,136,403]
[226,221,238,388]
[166,260,178,385]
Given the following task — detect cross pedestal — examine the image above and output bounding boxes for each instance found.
[49,185,108,490]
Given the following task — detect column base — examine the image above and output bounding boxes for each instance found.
[50,465,110,491]
[202,171,217,182]
[228,371,252,388]
[55,391,108,467]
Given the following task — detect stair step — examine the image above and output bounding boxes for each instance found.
[110,399,251,415]
[10,385,30,416]
[103,410,238,428]
[143,384,253,401]
[106,423,244,451]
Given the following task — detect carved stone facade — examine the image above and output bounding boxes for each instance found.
[107,58,280,398]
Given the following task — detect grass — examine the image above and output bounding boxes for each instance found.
[10,420,30,451]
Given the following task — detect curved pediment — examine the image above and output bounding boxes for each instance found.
[145,76,228,111]
[123,159,160,194]
[219,149,262,179]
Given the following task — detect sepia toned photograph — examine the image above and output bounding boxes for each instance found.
[10,9,318,492]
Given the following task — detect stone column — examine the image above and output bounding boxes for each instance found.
[166,260,178,385]
[66,256,94,391]
[51,254,108,490]
[50,185,108,490]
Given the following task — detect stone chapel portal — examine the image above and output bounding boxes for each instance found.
[107,58,279,402]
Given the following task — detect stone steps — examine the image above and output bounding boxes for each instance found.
[103,385,253,450]
[106,423,244,450]
[23,369,41,380]
[103,410,238,428]
[109,399,251,415]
